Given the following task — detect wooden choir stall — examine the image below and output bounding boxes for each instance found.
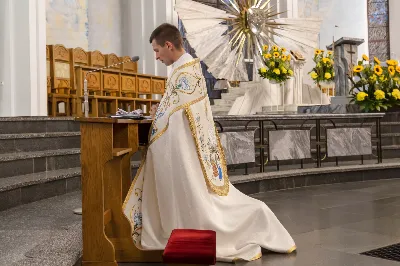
[47,44,166,118]
[77,117,163,265]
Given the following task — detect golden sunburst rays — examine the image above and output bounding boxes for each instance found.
[220,0,240,13]
[221,0,319,68]
[221,0,283,68]
[175,0,320,81]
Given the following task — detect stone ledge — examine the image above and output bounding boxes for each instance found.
[230,162,400,185]
[232,162,400,195]
[0,149,81,162]
[0,117,75,122]
[0,132,81,140]
[0,168,81,193]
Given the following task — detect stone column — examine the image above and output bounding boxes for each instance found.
[121,0,177,77]
[389,0,400,60]
[293,59,306,105]
[326,37,364,97]
[0,0,47,117]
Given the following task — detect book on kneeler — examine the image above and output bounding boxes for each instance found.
[163,229,216,265]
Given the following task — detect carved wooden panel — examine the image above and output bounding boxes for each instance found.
[53,45,70,62]
[121,75,136,92]
[106,53,121,70]
[137,76,151,94]
[73,47,89,65]
[55,62,71,78]
[103,73,120,91]
[152,79,165,94]
[121,56,137,73]
[47,61,51,76]
[46,46,50,59]
[90,51,106,67]
[47,76,51,93]
[55,78,71,88]
[83,71,101,91]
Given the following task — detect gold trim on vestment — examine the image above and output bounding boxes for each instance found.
[232,252,262,262]
[122,148,147,210]
[170,58,201,81]
[147,58,201,143]
[250,253,262,261]
[149,95,207,146]
[288,245,297,253]
[122,58,230,247]
[184,107,229,196]
[121,149,147,249]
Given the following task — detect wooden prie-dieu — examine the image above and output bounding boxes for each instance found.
[77,117,163,265]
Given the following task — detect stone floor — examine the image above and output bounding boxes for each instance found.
[2,179,400,265]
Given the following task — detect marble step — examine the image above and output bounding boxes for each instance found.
[221,93,242,101]
[0,132,80,154]
[212,111,230,116]
[0,117,78,134]
[224,90,246,96]
[0,149,81,179]
[0,161,141,212]
[231,160,400,195]
[0,167,81,211]
[211,105,231,112]
[221,92,246,99]
[213,99,236,107]
[0,191,82,266]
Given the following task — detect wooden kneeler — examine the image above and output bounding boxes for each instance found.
[163,229,216,266]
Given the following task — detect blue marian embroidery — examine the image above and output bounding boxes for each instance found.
[178,77,190,91]
[218,166,223,180]
[133,212,142,228]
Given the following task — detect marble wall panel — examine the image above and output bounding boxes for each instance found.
[327,128,372,157]
[269,130,311,160]
[219,131,255,165]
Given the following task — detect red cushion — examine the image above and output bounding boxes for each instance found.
[163,229,216,265]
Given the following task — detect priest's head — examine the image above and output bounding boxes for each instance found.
[150,23,185,66]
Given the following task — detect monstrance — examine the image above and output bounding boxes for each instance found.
[175,0,322,81]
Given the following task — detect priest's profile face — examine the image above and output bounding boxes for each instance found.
[149,23,185,67]
[151,40,175,66]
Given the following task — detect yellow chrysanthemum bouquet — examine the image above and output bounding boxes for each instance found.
[309,49,335,84]
[349,55,400,112]
[258,45,294,83]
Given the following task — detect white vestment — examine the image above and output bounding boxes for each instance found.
[123,53,296,262]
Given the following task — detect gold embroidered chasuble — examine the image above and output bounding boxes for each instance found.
[123,57,229,248]
[122,54,296,262]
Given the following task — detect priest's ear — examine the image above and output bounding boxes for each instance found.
[165,41,175,51]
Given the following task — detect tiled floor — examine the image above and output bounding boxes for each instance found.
[238,179,400,266]
[122,179,400,266]
[2,179,400,265]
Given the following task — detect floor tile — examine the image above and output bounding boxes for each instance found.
[293,227,400,254]
[340,216,400,237]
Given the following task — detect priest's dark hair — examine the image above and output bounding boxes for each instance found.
[149,23,183,50]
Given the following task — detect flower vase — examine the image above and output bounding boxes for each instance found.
[283,78,298,112]
[319,80,335,104]
[264,79,284,112]
[269,80,285,112]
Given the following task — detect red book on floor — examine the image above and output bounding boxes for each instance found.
[163,229,216,265]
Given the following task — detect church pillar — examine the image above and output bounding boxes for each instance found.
[122,0,177,77]
[0,0,47,117]
[389,0,400,59]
